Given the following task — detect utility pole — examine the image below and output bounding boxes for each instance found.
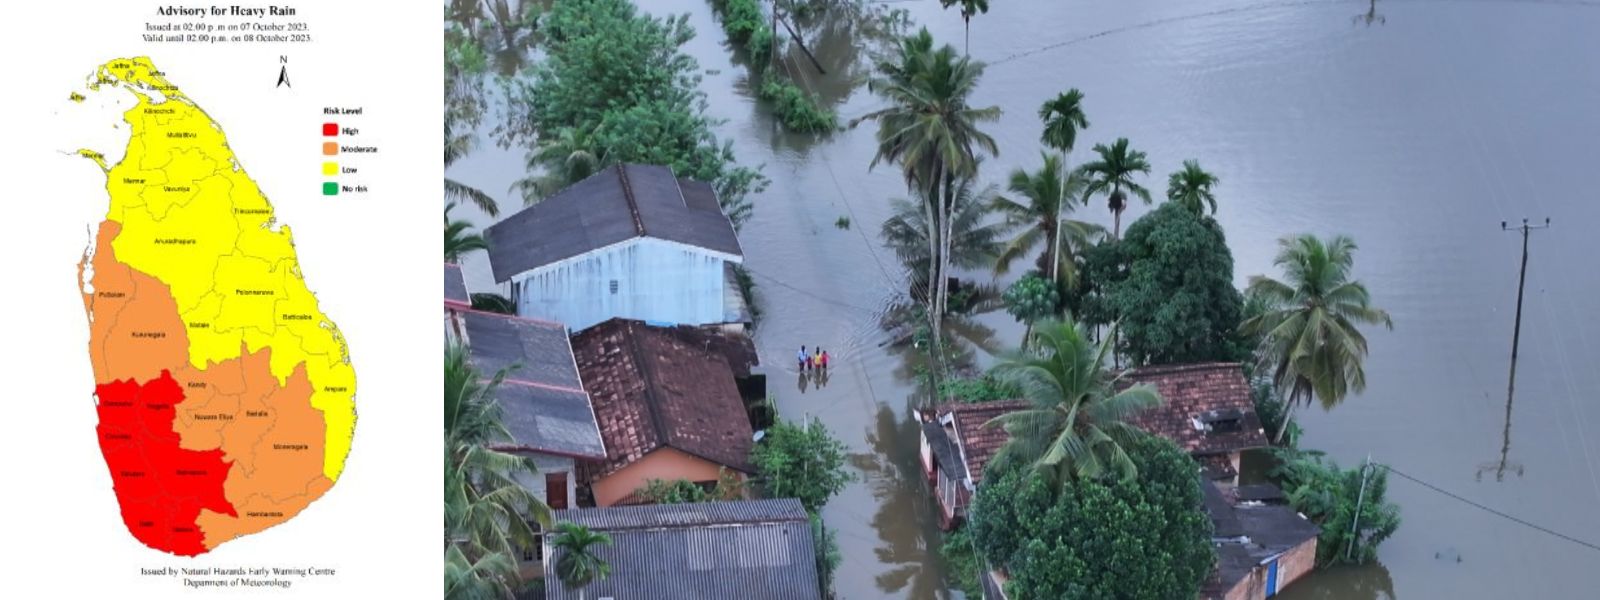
[1347,455,1372,561]
[1500,218,1550,434]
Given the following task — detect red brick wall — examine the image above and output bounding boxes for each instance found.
[1219,537,1318,600]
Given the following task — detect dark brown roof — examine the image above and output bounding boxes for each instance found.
[1119,363,1268,456]
[571,318,755,480]
[652,323,760,377]
[935,400,1029,486]
[484,164,743,282]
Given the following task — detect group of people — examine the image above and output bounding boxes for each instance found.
[797,345,830,373]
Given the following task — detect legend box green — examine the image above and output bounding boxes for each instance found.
[322,182,339,196]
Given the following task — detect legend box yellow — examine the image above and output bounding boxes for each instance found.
[322,162,338,176]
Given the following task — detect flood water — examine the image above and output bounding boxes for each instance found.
[446,0,1600,597]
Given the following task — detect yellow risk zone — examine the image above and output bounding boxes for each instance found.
[93,57,355,481]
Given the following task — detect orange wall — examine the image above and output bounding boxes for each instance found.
[591,447,740,507]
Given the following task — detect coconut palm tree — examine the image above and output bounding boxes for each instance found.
[1077,137,1152,240]
[1167,159,1221,216]
[861,28,1000,344]
[985,319,1163,483]
[992,152,1104,289]
[445,122,501,218]
[512,127,607,205]
[445,203,490,262]
[881,176,1010,301]
[444,344,551,596]
[1241,234,1393,443]
[939,0,989,55]
[1038,89,1091,286]
[550,522,613,600]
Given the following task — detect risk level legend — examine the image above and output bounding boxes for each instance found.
[319,107,374,196]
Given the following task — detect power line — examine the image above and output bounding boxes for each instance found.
[1377,463,1600,554]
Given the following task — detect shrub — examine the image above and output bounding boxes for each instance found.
[758,76,837,133]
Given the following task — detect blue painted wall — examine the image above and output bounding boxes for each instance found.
[510,238,734,331]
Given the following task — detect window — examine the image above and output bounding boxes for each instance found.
[545,472,569,510]
[609,280,619,294]
[1196,408,1246,435]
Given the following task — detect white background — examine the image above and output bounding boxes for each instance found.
[0,1,441,596]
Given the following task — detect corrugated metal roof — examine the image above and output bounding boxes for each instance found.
[484,164,743,283]
[544,500,820,600]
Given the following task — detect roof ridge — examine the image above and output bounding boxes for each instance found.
[1127,361,1243,375]
[617,164,647,237]
[619,320,672,453]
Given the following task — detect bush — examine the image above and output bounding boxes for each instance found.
[1269,450,1401,566]
[758,76,837,133]
[940,527,983,598]
[970,434,1215,599]
[938,374,1021,404]
[750,417,852,512]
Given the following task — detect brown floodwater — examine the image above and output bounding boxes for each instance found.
[447,0,1600,597]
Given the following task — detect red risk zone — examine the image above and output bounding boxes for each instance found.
[95,370,236,556]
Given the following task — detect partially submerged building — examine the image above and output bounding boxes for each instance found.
[916,362,1268,528]
[484,164,750,332]
[571,318,756,507]
[1202,482,1321,600]
[542,499,824,600]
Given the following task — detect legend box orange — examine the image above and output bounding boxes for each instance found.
[322,142,338,155]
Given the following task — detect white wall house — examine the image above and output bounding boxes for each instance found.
[485,164,747,332]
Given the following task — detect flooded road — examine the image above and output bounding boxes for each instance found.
[447,0,1600,597]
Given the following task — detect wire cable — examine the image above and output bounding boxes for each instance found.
[1377,464,1600,554]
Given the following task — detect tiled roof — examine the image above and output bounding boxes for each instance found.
[544,499,821,600]
[444,263,469,305]
[484,164,743,282]
[938,400,1030,486]
[571,318,755,480]
[1119,363,1268,456]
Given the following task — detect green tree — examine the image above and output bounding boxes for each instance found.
[1077,137,1152,240]
[992,153,1103,290]
[550,522,613,600]
[881,176,1009,304]
[1241,234,1393,442]
[939,0,990,54]
[985,319,1162,483]
[811,513,841,598]
[862,27,1000,348]
[1166,159,1220,216]
[443,344,551,598]
[1269,450,1401,565]
[749,417,852,513]
[519,0,765,227]
[1105,202,1246,366]
[1002,273,1059,342]
[1038,89,1091,287]
[970,434,1215,599]
[511,127,606,204]
[444,203,489,262]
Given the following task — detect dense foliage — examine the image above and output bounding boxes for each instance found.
[519,0,765,225]
[970,434,1215,599]
[750,417,853,513]
[811,513,841,597]
[1270,450,1401,566]
[711,0,775,64]
[759,76,838,133]
[940,527,984,598]
[1099,202,1246,366]
[937,373,1022,404]
[637,469,745,504]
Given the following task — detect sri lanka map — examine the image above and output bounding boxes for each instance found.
[76,57,356,556]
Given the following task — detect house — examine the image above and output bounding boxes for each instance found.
[916,362,1268,529]
[1201,482,1320,599]
[484,163,749,332]
[446,264,606,578]
[1118,362,1269,486]
[542,499,823,600]
[571,318,756,507]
